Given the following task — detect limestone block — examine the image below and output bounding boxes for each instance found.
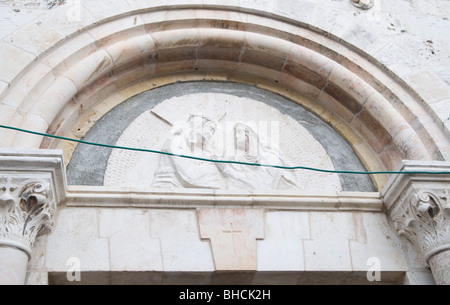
[36,2,97,37]
[80,0,132,21]
[0,41,35,83]
[45,208,110,272]
[105,34,155,68]
[350,111,391,154]
[349,213,407,271]
[257,212,309,271]
[27,76,77,125]
[0,103,15,126]
[415,0,450,17]
[197,208,264,271]
[363,92,410,139]
[1,63,54,112]
[327,63,377,106]
[42,32,97,75]
[152,28,200,50]
[309,9,355,37]
[72,73,118,109]
[86,15,145,46]
[11,113,48,148]
[0,8,19,40]
[430,99,450,125]
[98,208,162,271]
[273,0,317,23]
[197,28,244,62]
[373,43,419,78]
[317,91,355,123]
[341,24,386,54]
[379,144,403,173]
[5,21,64,56]
[62,50,113,90]
[392,128,430,160]
[303,212,355,271]
[406,69,450,104]
[287,44,335,80]
[149,209,214,271]
[244,31,292,59]
[141,9,193,33]
[279,73,322,101]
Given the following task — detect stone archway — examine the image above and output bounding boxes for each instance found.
[0,6,448,188]
[0,4,449,285]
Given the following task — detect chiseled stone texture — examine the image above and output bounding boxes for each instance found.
[45,208,110,272]
[42,206,407,284]
[198,208,265,271]
[149,210,215,271]
[257,211,309,271]
[98,209,162,271]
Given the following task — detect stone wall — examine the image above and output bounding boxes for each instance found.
[0,0,449,130]
[30,206,408,284]
[0,0,448,285]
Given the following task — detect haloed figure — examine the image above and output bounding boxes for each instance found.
[152,115,225,189]
[234,123,259,163]
[215,122,297,190]
[187,116,216,154]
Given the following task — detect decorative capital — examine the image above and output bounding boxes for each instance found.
[383,161,450,263]
[0,149,66,260]
[0,178,56,258]
[391,189,450,261]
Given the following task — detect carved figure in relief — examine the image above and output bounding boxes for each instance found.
[152,117,299,190]
[213,122,298,190]
[152,115,225,188]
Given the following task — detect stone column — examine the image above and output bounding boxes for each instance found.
[383,161,450,285]
[0,149,66,285]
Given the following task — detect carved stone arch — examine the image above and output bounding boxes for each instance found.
[0,6,448,191]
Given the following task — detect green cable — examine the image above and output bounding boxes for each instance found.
[1,124,449,175]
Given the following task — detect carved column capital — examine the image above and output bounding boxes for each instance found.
[0,178,56,259]
[383,161,450,263]
[390,189,450,261]
[0,149,66,260]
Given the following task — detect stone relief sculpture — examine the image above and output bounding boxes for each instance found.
[212,122,298,190]
[152,115,225,189]
[105,92,342,192]
[152,118,299,190]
